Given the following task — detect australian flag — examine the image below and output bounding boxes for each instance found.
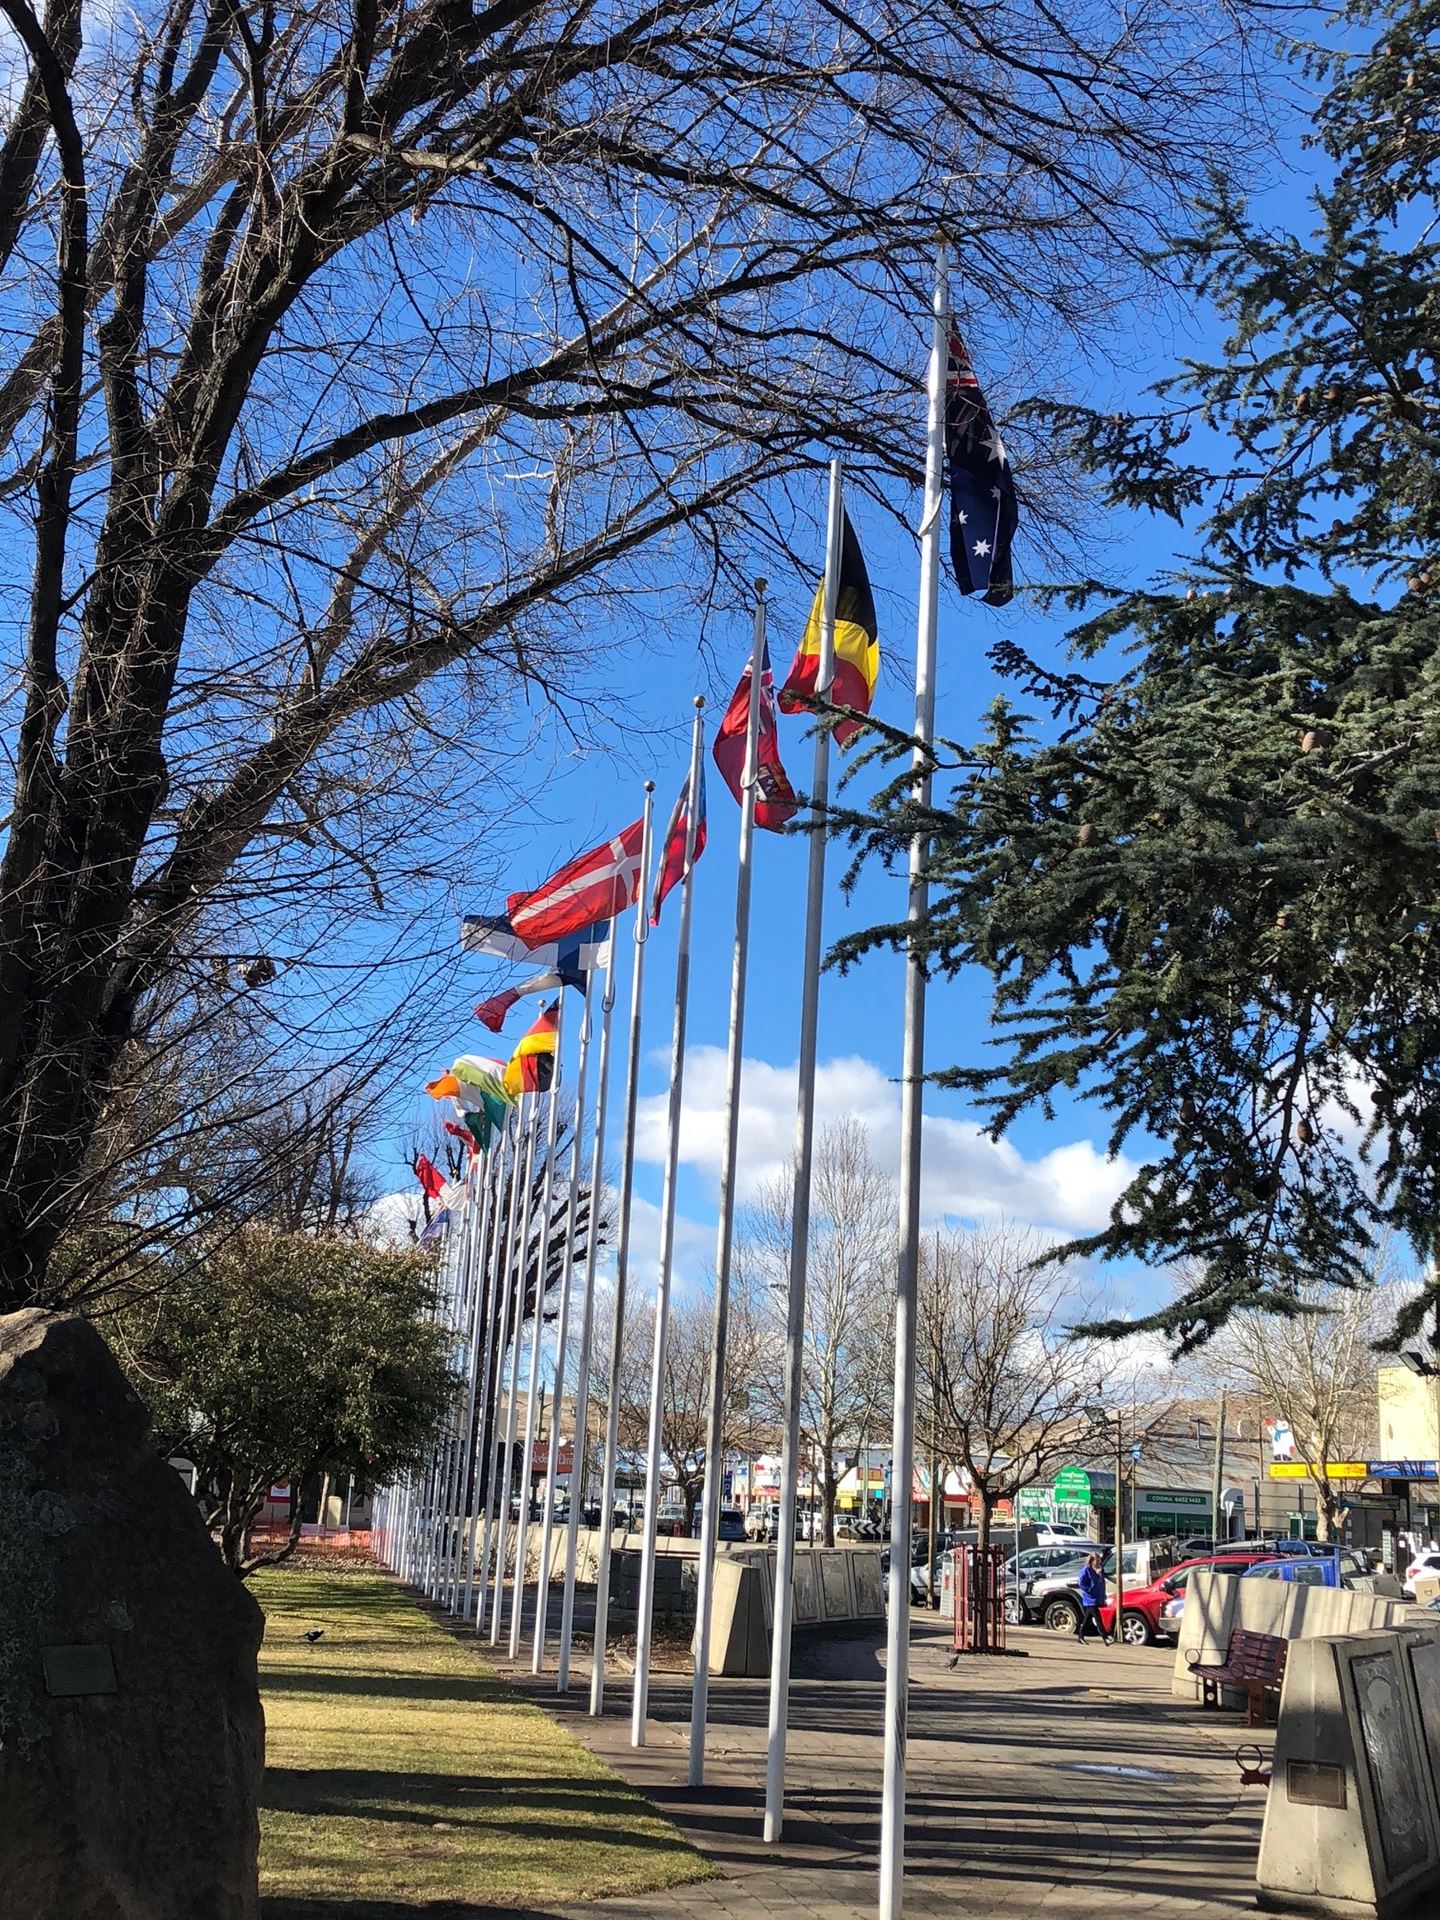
[946,330,1018,606]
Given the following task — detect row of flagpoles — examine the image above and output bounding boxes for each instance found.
[372,244,1014,1920]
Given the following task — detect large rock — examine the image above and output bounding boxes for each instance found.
[0,1310,265,1919]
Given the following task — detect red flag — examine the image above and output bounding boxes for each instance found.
[414,1153,445,1198]
[474,985,523,1032]
[507,818,644,948]
[712,640,798,831]
[443,1120,480,1157]
[650,766,707,924]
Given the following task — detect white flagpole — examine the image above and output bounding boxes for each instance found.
[557,944,620,1689]
[533,981,595,1670]
[491,1096,540,1644]
[472,1113,520,1625]
[765,456,844,1842]
[879,243,949,1920]
[425,1226,465,1599]
[690,583,767,1783]
[632,698,707,1745]
[590,783,658,1716]
[443,1171,485,1609]
[461,1136,506,1621]
[510,995,568,1655]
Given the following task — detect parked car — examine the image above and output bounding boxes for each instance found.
[1004,1546,1105,1631]
[1404,1549,1440,1595]
[1034,1522,1084,1544]
[1127,1550,1288,1642]
[655,1505,688,1537]
[1242,1553,1346,1588]
[716,1507,747,1542]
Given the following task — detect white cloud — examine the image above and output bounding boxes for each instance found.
[634,1045,1136,1236]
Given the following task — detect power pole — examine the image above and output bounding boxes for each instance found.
[1212,1388,1228,1543]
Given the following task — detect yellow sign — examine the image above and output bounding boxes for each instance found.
[1268,1462,1368,1480]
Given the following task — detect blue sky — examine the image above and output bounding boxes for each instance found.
[380,45,1335,1323]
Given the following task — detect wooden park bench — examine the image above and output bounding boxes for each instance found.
[1187,1629,1288,1728]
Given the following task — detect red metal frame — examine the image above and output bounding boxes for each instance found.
[952,1543,1008,1654]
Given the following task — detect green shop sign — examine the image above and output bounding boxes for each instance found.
[1136,1489,1211,1512]
[1053,1466,1092,1503]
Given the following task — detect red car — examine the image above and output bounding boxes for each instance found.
[1098,1551,1281,1646]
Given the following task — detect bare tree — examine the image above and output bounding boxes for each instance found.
[917,1222,1103,1567]
[743,1115,895,1545]
[592,1272,760,1532]
[1207,1270,1390,1540]
[0,0,1274,1314]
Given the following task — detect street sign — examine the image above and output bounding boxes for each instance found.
[1054,1466,1092,1503]
[1367,1459,1439,1481]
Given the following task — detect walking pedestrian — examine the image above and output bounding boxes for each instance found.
[1076,1552,1111,1646]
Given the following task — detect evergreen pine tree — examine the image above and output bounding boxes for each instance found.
[838,0,1440,1349]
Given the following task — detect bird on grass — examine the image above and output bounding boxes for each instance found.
[303,1629,326,1645]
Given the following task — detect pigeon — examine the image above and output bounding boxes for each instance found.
[303,1629,325,1645]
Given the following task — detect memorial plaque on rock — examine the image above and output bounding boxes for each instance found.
[0,1311,264,1920]
[41,1645,117,1698]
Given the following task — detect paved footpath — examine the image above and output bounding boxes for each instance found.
[473,1605,1269,1920]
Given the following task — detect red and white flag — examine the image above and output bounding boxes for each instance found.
[712,640,798,832]
[650,766,707,925]
[507,819,645,948]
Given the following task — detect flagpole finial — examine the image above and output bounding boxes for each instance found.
[755,576,767,596]
[693,694,705,711]
[644,780,655,792]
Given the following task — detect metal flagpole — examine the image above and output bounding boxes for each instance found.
[441,1176,482,1609]
[474,1113,518,1620]
[490,1097,540,1644]
[879,243,949,1920]
[557,943,620,1689]
[481,1113,533,1635]
[765,457,844,1842]
[449,1145,497,1611]
[462,1137,506,1622]
[533,978,596,1670]
[589,783,658,1716]
[632,698,707,1745]
[510,995,568,1655]
[425,1226,465,1599]
[690,584,767,1782]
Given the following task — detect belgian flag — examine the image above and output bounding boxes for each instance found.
[503,1001,559,1096]
[779,510,878,747]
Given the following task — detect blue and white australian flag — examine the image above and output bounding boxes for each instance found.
[945,330,1018,606]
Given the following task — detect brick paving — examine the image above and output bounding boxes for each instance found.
[472,1603,1269,1920]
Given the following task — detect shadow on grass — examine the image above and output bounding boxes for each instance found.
[262,1669,513,1704]
[263,1899,566,1919]
[262,1766,688,1853]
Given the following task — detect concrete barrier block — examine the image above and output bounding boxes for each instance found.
[1258,1630,1440,1918]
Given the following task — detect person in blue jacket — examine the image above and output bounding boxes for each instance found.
[1076,1553,1112,1646]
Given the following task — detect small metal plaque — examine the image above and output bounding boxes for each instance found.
[41,1644,117,1698]
[1286,1759,1346,1809]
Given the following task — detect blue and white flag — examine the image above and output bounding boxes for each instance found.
[945,329,1018,606]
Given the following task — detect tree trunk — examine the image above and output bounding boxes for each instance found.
[975,1488,995,1645]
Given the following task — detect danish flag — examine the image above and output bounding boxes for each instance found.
[506,819,645,948]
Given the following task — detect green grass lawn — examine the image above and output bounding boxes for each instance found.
[254,1566,713,1915]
